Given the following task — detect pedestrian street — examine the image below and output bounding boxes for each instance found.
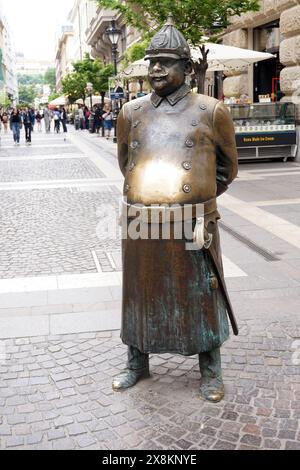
[0,128,299,449]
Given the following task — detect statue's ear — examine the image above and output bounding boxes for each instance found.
[184,60,193,76]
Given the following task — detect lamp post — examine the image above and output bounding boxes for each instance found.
[86,82,94,133]
[106,18,122,143]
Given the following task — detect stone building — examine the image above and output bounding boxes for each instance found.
[55,25,75,92]
[222,0,300,118]
[0,0,18,104]
[55,0,97,91]
[85,6,141,67]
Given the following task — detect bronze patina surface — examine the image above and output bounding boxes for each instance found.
[114,15,238,402]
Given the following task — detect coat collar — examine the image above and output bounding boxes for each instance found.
[151,83,191,107]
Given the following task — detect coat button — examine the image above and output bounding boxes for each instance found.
[182,161,192,171]
[130,141,139,149]
[185,139,194,148]
[129,162,136,171]
[210,276,219,290]
[200,104,207,110]
[124,184,130,193]
[183,184,192,193]
[191,120,198,126]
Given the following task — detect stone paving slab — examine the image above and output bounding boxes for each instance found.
[0,146,82,157]
[0,158,104,182]
[0,187,120,279]
[0,318,299,450]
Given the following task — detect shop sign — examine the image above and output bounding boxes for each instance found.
[236,132,296,147]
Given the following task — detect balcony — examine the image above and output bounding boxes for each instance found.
[85,7,119,61]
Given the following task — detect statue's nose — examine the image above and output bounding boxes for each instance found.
[152,62,162,72]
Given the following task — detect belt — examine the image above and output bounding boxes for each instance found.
[122,198,217,224]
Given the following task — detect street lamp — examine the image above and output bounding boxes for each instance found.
[86,82,94,132]
[106,18,122,76]
[106,18,122,143]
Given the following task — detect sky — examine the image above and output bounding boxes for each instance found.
[2,0,75,62]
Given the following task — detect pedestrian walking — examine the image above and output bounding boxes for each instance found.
[29,108,36,131]
[1,111,9,133]
[78,106,85,130]
[53,108,61,133]
[93,105,103,135]
[84,106,91,130]
[102,104,113,140]
[60,106,68,140]
[9,108,22,145]
[36,111,43,132]
[43,106,51,133]
[23,107,33,145]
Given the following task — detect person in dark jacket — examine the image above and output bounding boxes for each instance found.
[10,108,22,145]
[60,107,68,140]
[22,108,33,145]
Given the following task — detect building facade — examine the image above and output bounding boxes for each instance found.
[55,25,75,91]
[222,0,300,118]
[85,6,141,66]
[55,0,98,91]
[0,1,18,104]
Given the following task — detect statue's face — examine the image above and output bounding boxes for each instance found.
[148,58,186,97]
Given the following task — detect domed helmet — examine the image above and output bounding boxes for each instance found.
[145,14,191,60]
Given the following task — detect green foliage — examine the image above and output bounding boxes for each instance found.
[62,54,114,103]
[18,74,44,86]
[44,67,56,92]
[121,39,150,69]
[96,0,260,44]
[18,84,38,106]
[48,91,61,102]
[0,90,10,107]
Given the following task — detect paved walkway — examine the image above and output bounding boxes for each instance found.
[0,126,300,450]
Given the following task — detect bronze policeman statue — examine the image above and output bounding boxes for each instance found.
[113,15,239,402]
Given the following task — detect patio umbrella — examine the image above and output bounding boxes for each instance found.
[75,96,111,106]
[191,43,275,72]
[121,59,150,79]
[49,95,67,107]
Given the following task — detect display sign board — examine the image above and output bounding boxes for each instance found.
[236,132,297,147]
[109,77,125,101]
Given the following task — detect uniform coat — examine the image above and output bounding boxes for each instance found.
[117,84,238,355]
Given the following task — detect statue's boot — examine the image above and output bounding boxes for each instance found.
[112,346,150,391]
[199,348,224,403]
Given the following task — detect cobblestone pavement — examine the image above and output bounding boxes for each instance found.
[0,186,121,278]
[0,317,300,451]
[0,145,82,157]
[0,158,104,182]
[1,129,300,450]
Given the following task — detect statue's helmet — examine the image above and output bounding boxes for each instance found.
[145,14,190,61]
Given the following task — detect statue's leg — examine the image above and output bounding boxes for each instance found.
[199,348,225,403]
[112,345,150,391]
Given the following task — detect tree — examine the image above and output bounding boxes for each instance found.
[18,84,38,106]
[121,39,150,70]
[44,67,56,93]
[62,54,114,104]
[97,0,260,93]
[18,74,44,86]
